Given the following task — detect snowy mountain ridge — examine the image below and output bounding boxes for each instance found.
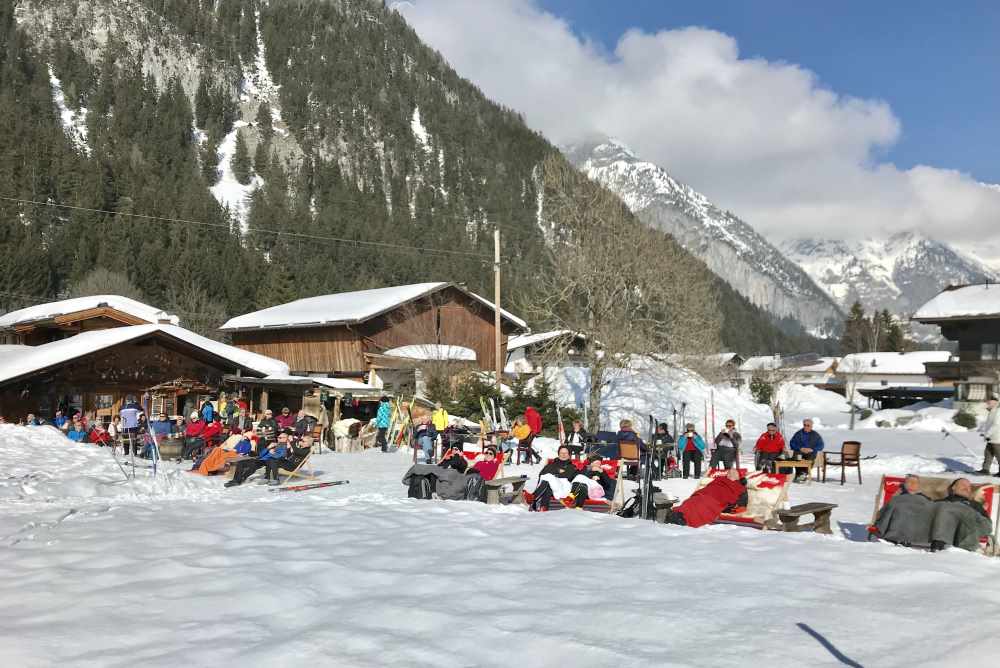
[566,139,844,336]
[782,232,1000,315]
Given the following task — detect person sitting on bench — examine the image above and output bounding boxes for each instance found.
[754,423,785,473]
[929,478,993,552]
[225,431,290,487]
[872,474,934,546]
[264,434,313,485]
[788,419,824,482]
[662,468,748,527]
[529,445,580,511]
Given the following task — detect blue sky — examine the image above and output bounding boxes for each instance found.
[538,0,1000,183]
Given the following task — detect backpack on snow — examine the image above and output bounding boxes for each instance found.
[407,474,436,499]
[463,472,486,502]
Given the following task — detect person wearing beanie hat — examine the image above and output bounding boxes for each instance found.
[677,423,706,479]
[178,411,208,461]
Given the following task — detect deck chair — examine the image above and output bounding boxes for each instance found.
[516,433,540,465]
[618,440,641,480]
[459,451,529,504]
[522,458,625,513]
[822,441,862,485]
[279,451,316,484]
[868,475,999,555]
[693,468,791,529]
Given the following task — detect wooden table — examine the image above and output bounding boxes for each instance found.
[774,458,820,484]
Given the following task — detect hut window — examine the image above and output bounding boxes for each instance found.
[981,343,999,361]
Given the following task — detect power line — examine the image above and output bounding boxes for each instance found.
[0,196,499,260]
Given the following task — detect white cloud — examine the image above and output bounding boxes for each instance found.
[397,0,1000,262]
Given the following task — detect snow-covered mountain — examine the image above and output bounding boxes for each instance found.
[781,232,1000,316]
[566,139,843,336]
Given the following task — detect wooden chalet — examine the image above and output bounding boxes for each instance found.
[914,284,1000,402]
[220,282,528,378]
[0,324,288,422]
[0,295,179,346]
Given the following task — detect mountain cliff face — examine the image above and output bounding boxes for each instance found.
[781,232,1000,315]
[2,0,824,354]
[566,139,843,337]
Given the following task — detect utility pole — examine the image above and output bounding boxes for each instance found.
[494,227,502,392]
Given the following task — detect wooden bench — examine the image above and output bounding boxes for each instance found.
[775,502,837,534]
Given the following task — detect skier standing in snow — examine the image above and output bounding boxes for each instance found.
[974,395,1000,476]
[711,419,741,470]
[376,396,392,452]
[677,423,706,479]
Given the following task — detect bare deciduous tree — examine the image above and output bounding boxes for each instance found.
[68,267,146,302]
[165,282,229,341]
[836,356,870,430]
[524,155,722,432]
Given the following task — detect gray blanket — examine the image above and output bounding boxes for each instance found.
[874,492,935,545]
[402,464,468,500]
[930,500,993,552]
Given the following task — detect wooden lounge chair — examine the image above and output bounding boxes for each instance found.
[868,474,1000,555]
[692,468,791,529]
[521,458,626,513]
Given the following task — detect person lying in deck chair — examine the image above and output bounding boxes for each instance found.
[662,468,748,528]
[528,445,581,511]
[225,431,290,487]
[264,434,313,486]
[562,454,616,509]
[929,478,993,552]
[871,474,935,546]
[462,446,503,502]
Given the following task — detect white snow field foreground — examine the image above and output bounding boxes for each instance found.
[2,425,1000,667]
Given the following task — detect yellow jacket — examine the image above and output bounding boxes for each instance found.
[512,423,531,441]
[432,408,450,432]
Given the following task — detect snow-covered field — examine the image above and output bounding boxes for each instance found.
[2,422,1000,667]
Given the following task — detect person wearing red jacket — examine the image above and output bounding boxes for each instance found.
[178,412,208,461]
[663,469,748,528]
[754,423,786,473]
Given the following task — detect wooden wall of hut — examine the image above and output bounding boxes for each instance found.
[230,326,366,375]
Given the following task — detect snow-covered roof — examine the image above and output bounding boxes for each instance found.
[0,325,288,386]
[794,357,840,373]
[383,344,477,362]
[739,355,783,372]
[837,351,950,376]
[913,284,1000,322]
[507,330,579,351]
[259,375,381,396]
[0,295,179,329]
[220,283,526,331]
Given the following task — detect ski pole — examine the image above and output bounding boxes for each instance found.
[942,429,979,459]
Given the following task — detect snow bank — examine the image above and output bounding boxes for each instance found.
[209,121,262,231]
[0,425,220,503]
[47,66,89,155]
[855,404,966,432]
[542,361,772,434]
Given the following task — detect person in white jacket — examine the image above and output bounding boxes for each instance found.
[974,395,1000,476]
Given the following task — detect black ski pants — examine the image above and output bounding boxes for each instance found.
[231,458,265,484]
[756,451,780,473]
[377,427,388,452]
[682,449,703,479]
[180,437,205,460]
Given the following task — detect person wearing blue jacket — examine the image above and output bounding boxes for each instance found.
[376,396,392,452]
[677,422,707,479]
[225,431,290,487]
[789,419,825,482]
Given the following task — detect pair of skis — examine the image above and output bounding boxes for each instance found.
[480,397,510,432]
[270,480,350,493]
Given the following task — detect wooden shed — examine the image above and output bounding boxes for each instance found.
[220,282,527,377]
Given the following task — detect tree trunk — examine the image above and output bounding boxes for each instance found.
[587,364,605,433]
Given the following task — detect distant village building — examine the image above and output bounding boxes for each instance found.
[220,283,527,382]
[914,283,1000,402]
[834,351,951,391]
[505,331,588,374]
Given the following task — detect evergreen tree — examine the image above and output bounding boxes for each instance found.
[255,102,273,139]
[841,302,867,353]
[231,130,253,185]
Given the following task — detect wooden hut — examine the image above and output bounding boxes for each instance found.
[0,295,179,346]
[220,283,527,377]
[0,324,287,421]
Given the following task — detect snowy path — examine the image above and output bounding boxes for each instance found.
[2,426,1000,667]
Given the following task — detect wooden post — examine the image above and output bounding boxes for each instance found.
[261,389,269,414]
[494,227,502,392]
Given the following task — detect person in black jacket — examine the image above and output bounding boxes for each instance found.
[264,435,313,485]
[565,420,590,458]
[566,455,616,508]
[529,445,579,511]
[257,409,279,441]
